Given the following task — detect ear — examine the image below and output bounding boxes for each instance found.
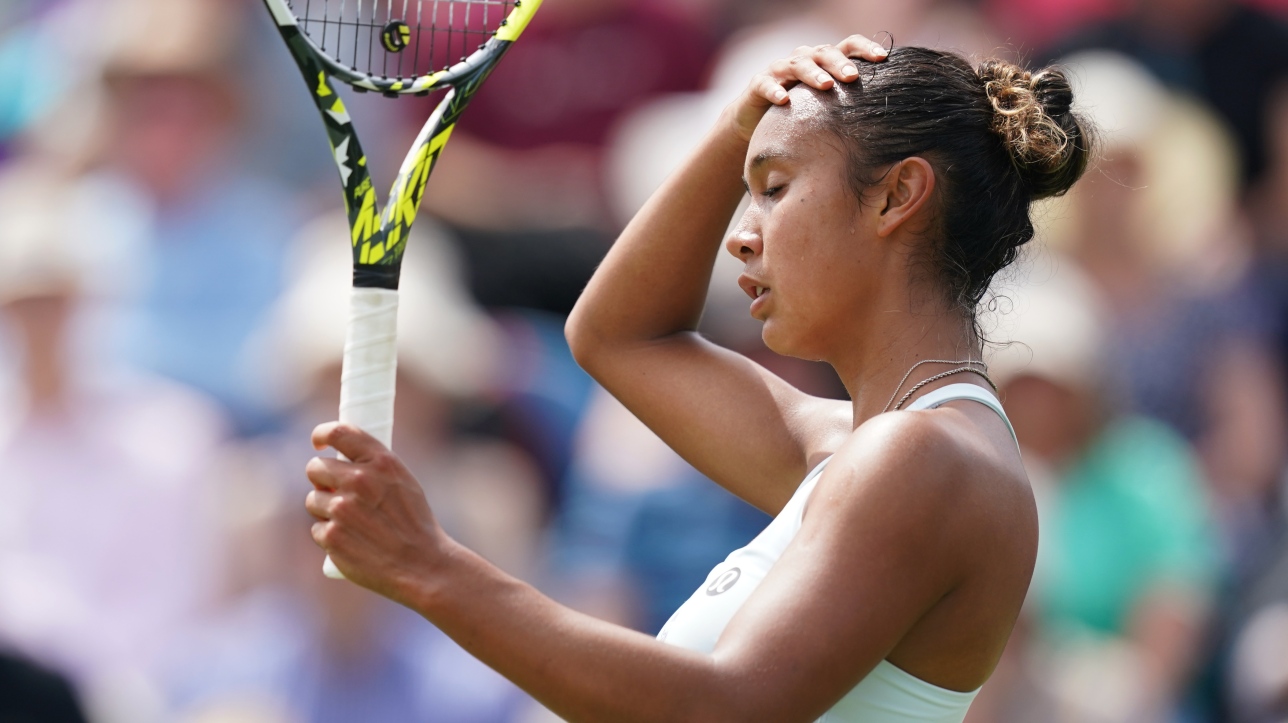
[874,157,935,238]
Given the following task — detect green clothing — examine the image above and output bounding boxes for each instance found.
[1038,417,1218,635]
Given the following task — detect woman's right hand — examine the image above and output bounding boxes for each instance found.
[724,34,890,143]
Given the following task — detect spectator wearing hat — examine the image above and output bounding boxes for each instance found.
[93,0,303,434]
[967,259,1220,723]
[0,162,228,723]
[162,212,548,723]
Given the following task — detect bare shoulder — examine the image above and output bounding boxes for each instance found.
[804,405,1034,560]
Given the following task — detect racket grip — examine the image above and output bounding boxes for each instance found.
[326,287,400,580]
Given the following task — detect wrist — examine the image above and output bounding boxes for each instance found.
[387,532,469,615]
[714,104,757,150]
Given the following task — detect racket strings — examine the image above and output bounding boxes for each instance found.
[290,0,516,84]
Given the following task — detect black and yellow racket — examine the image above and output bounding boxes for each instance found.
[262,0,541,578]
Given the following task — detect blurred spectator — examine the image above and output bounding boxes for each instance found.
[249,211,545,575]
[0,165,228,723]
[420,0,719,314]
[984,0,1125,49]
[550,386,770,632]
[1224,79,1288,723]
[1045,0,1288,190]
[84,0,304,434]
[1245,85,1288,378]
[164,445,538,723]
[0,0,110,160]
[0,648,90,723]
[162,211,550,722]
[970,260,1220,723]
[164,451,537,723]
[1040,52,1287,597]
[1228,539,1288,722]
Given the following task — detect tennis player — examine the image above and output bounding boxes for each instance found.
[306,34,1091,722]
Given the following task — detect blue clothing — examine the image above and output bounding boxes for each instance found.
[119,174,300,434]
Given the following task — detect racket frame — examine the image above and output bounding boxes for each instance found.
[261,0,541,579]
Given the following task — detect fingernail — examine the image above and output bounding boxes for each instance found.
[874,46,888,57]
[817,72,831,84]
[842,64,858,76]
[773,88,787,101]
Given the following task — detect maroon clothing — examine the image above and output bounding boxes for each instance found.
[456,3,716,150]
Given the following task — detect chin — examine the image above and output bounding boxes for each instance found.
[760,318,815,361]
[762,318,803,358]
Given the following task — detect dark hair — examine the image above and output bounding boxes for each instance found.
[822,47,1092,324]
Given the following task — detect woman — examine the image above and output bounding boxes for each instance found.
[305,35,1092,722]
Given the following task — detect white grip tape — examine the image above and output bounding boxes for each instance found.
[324,287,399,579]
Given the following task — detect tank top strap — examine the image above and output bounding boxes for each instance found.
[903,383,1017,447]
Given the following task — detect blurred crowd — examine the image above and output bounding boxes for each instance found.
[2,0,1288,721]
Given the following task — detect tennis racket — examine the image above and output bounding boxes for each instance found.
[262,0,541,578]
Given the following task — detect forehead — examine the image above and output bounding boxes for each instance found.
[747,85,840,169]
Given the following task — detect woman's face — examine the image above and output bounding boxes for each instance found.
[726,87,878,361]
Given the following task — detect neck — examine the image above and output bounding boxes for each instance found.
[829,301,983,428]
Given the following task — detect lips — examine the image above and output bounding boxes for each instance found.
[737,273,770,302]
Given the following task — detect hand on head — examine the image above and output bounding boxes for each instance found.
[726,35,888,143]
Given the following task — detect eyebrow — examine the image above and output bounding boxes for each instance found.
[750,148,794,170]
[742,147,795,190]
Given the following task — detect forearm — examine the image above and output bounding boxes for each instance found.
[398,541,739,723]
[566,113,747,360]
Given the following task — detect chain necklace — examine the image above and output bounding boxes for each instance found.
[881,358,998,413]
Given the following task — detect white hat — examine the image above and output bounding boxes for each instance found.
[1060,49,1168,151]
[983,255,1110,391]
[0,165,88,303]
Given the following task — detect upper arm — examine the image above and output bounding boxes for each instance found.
[702,417,974,720]
[571,330,850,514]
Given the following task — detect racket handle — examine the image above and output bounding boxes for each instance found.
[326,287,400,580]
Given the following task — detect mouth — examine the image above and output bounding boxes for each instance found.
[738,274,771,302]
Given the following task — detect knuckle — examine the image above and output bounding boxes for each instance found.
[328,495,356,523]
[346,468,369,493]
[372,452,396,475]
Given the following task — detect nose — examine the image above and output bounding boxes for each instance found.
[725,214,763,261]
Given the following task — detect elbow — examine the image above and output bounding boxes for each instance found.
[564,307,603,374]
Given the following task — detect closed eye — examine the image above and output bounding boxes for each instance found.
[762,185,784,199]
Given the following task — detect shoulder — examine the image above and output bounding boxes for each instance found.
[804,408,1033,559]
[830,408,979,490]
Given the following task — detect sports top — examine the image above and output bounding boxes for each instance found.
[656,383,1017,723]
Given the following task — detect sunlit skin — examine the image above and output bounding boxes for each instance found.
[306,35,1038,722]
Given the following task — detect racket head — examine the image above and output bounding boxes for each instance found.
[264,0,539,94]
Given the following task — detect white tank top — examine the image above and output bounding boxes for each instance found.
[656,384,1017,722]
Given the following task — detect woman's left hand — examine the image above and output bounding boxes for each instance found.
[305,422,448,602]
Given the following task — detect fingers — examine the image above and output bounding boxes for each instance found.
[311,519,332,550]
[835,34,889,63]
[305,487,338,520]
[312,421,385,462]
[813,44,862,84]
[759,37,888,100]
[785,50,836,91]
[305,455,347,491]
[752,72,790,105]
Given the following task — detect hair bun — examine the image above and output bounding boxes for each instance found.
[977,59,1091,200]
